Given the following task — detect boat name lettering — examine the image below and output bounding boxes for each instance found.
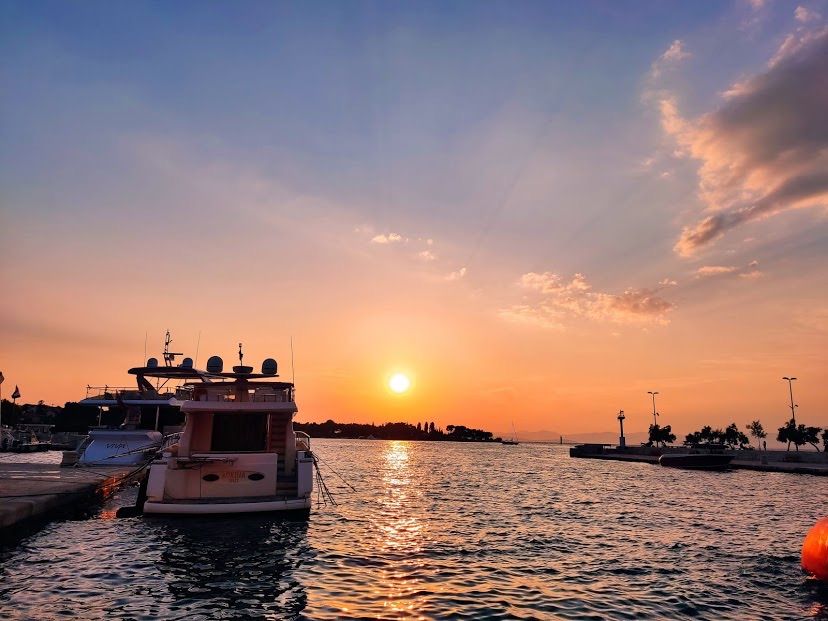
[105,443,128,449]
[220,470,251,483]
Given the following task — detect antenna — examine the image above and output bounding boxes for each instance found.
[290,336,296,385]
[163,330,183,367]
[143,332,148,364]
[194,331,201,368]
[238,342,244,366]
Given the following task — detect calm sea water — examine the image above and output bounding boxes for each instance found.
[1,440,826,620]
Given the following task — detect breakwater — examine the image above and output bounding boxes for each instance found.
[569,444,828,475]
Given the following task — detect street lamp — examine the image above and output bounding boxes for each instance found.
[647,391,659,427]
[783,377,797,424]
[617,410,626,448]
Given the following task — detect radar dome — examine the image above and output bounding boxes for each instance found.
[147,357,158,368]
[180,357,193,369]
[206,356,223,373]
[262,358,278,375]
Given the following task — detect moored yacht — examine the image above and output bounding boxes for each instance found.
[74,332,192,465]
[140,346,313,515]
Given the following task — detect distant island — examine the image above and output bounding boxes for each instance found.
[294,419,500,442]
[0,400,500,443]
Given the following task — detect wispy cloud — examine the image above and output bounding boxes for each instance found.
[650,39,691,79]
[444,267,467,281]
[795,5,820,23]
[417,250,437,261]
[500,272,674,329]
[695,260,762,279]
[662,28,828,256]
[371,232,405,244]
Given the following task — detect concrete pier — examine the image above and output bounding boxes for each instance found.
[0,461,143,531]
[569,445,828,475]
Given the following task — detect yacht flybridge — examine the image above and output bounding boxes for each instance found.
[139,345,313,515]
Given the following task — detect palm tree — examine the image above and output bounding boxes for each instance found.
[746,420,766,449]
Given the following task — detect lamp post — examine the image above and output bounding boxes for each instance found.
[783,377,797,424]
[647,391,659,427]
[617,410,626,448]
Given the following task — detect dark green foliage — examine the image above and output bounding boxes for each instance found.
[684,422,750,449]
[647,424,676,447]
[776,419,824,452]
[746,420,766,448]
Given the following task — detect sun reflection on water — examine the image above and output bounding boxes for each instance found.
[376,441,427,617]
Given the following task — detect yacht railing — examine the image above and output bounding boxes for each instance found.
[85,386,136,400]
[84,385,186,401]
[196,388,295,403]
[295,431,311,451]
[161,432,182,451]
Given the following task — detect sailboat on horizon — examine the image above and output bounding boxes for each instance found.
[501,421,519,445]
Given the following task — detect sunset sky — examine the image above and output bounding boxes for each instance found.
[1,1,826,439]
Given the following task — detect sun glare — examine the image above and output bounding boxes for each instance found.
[388,373,411,394]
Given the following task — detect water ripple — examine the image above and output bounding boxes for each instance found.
[0,442,826,620]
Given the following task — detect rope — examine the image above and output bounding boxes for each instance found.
[312,453,357,492]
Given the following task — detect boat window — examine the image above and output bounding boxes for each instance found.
[211,413,268,452]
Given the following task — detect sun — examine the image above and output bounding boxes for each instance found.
[388,373,411,394]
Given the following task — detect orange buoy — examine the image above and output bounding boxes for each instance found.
[802,517,828,581]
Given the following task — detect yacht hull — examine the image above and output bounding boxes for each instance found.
[143,496,311,514]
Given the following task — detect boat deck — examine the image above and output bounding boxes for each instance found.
[0,461,144,532]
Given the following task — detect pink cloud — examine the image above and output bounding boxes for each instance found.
[662,28,828,255]
[650,39,692,79]
[501,272,674,328]
[695,260,763,279]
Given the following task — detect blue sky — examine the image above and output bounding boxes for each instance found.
[1,1,827,435]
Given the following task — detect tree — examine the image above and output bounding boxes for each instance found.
[416,422,422,432]
[722,423,750,449]
[746,420,766,449]
[823,429,828,452]
[802,426,823,452]
[429,422,435,434]
[647,424,676,447]
[776,420,819,452]
[777,419,796,451]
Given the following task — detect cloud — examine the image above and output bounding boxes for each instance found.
[444,267,467,281]
[659,278,678,286]
[664,28,828,256]
[497,304,565,330]
[650,40,691,79]
[371,232,404,244]
[500,272,674,328]
[417,250,437,261]
[795,6,820,23]
[696,265,737,277]
[695,259,762,279]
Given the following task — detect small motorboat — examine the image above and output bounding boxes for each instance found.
[658,453,733,470]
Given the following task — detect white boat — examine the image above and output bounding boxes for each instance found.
[74,332,192,466]
[140,346,313,515]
